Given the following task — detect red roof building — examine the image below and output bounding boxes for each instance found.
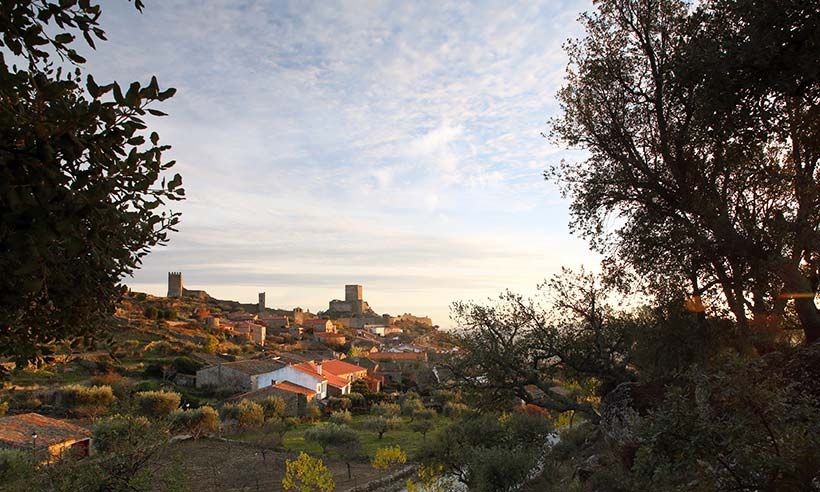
[0,413,91,461]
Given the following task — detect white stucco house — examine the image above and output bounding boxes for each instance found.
[265,363,328,399]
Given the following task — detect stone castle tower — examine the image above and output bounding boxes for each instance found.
[167,272,183,298]
[258,292,266,312]
[345,285,362,302]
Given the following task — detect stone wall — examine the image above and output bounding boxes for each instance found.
[195,365,251,391]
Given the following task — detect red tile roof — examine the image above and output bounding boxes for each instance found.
[273,381,317,397]
[292,362,349,389]
[230,383,316,401]
[321,359,367,377]
[0,413,90,449]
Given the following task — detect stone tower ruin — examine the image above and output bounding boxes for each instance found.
[258,292,266,312]
[167,272,183,298]
[345,285,363,302]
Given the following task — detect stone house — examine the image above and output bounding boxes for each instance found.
[0,413,91,461]
[260,315,289,330]
[195,359,286,391]
[228,383,316,417]
[314,332,346,346]
[303,319,335,334]
[233,321,266,346]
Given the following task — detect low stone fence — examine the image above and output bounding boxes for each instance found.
[348,465,417,492]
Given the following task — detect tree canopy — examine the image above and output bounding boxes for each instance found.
[549,0,820,343]
[0,0,183,366]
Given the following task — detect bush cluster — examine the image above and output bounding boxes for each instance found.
[134,390,181,417]
[220,399,264,429]
[168,406,219,439]
[58,384,116,417]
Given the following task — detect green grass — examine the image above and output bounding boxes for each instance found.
[10,363,92,386]
[280,414,452,459]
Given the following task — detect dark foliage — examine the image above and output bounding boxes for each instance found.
[0,0,183,367]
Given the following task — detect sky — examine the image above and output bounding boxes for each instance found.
[89,0,598,327]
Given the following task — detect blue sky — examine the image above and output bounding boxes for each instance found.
[91,0,597,327]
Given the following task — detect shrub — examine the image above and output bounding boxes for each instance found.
[0,401,7,417]
[304,423,359,454]
[131,380,161,393]
[282,452,334,492]
[410,419,433,439]
[260,395,286,421]
[629,357,820,491]
[371,402,400,417]
[327,396,351,411]
[351,379,371,395]
[443,402,469,418]
[372,446,407,471]
[92,415,154,454]
[220,399,264,429]
[329,409,353,425]
[366,416,401,439]
[134,390,181,417]
[0,449,36,483]
[399,390,421,404]
[143,341,175,356]
[418,412,552,492]
[345,392,366,407]
[172,356,202,375]
[202,335,219,354]
[306,402,322,422]
[262,418,294,444]
[58,384,116,417]
[89,372,132,400]
[8,391,41,411]
[168,406,219,439]
[143,306,158,319]
[413,408,436,420]
[401,398,425,418]
[431,389,459,407]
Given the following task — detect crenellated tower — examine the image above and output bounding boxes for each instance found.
[167,272,183,298]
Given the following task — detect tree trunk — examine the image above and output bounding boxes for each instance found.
[779,263,820,344]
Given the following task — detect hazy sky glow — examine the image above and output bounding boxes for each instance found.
[93,0,597,327]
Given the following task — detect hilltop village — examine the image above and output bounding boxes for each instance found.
[0,273,460,489]
[157,272,447,409]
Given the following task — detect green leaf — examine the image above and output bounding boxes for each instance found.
[67,50,86,64]
[125,81,141,106]
[147,109,167,116]
[113,83,124,104]
[55,33,74,44]
[168,173,182,190]
[157,87,177,101]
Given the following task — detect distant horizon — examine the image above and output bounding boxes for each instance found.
[99,0,599,329]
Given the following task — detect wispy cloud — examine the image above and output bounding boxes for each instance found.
[89,0,596,326]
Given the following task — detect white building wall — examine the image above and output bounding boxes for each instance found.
[264,366,327,399]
